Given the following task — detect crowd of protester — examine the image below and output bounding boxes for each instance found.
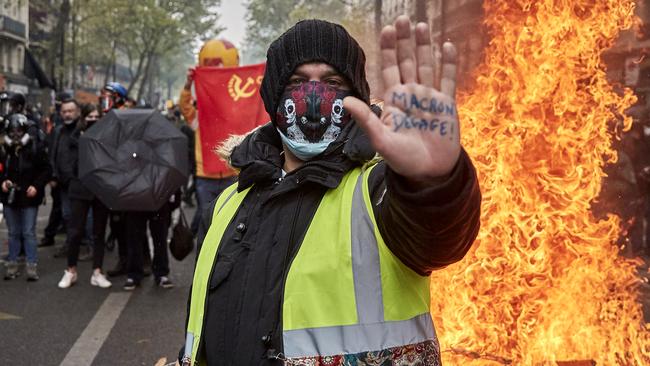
[0,83,194,290]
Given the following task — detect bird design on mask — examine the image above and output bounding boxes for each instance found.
[276,81,352,144]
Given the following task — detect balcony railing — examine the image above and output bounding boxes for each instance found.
[0,15,27,39]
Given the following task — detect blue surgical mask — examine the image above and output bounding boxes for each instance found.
[278,128,332,161]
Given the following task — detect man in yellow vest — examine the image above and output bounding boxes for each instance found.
[179,38,240,234]
[181,16,481,365]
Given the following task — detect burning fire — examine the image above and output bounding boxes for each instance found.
[430,0,650,364]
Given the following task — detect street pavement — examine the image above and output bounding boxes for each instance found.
[0,193,196,366]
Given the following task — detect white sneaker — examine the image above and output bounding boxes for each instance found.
[58,270,77,289]
[90,272,112,288]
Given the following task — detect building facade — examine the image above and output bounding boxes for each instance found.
[382,0,416,23]
[376,0,485,90]
[428,0,485,89]
[1,0,30,94]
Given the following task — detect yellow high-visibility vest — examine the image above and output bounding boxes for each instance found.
[184,165,437,365]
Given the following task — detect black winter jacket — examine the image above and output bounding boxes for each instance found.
[185,122,481,365]
[51,122,78,187]
[0,140,51,207]
[67,127,94,201]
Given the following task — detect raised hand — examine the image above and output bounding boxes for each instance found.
[184,68,196,90]
[344,15,460,182]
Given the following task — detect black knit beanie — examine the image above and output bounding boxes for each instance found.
[260,19,370,122]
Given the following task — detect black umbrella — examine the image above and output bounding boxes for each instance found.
[79,109,189,211]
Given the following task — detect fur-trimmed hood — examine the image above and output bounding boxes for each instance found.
[215,126,260,170]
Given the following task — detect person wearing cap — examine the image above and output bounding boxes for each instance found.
[97,85,158,289]
[0,93,51,259]
[100,82,129,113]
[0,92,41,136]
[0,91,25,120]
[97,82,142,278]
[2,114,51,281]
[0,91,13,119]
[179,38,240,235]
[3,92,26,116]
[181,16,481,365]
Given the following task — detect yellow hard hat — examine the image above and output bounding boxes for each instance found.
[198,39,239,67]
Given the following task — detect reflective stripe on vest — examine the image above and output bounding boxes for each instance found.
[186,164,436,363]
[282,165,435,358]
[184,182,250,365]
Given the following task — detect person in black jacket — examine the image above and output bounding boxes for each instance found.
[180,17,481,365]
[2,114,51,281]
[57,103,112,289]
[50,99,83,257]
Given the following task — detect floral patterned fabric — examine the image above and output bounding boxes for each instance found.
[284,339,442,366]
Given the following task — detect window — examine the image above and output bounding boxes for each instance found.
[7,45,13,73]
[0,44,5,72]
[16,45,23,74]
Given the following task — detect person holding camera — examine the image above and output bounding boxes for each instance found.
[2,114,52,281]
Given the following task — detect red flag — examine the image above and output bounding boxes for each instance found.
[195,63,270,175]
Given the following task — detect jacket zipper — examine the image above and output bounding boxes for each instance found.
[266,189,304,361]
[194,186,261,364]
[193,211,239,365]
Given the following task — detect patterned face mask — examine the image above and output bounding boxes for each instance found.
[275,81,352,160]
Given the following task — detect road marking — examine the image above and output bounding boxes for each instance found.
[0,311,21,320]
[59,292,131,366]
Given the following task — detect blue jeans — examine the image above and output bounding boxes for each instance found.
[5,205,39,264]
[194,177,236,230]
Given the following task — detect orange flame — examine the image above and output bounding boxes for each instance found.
[430,1,650,364]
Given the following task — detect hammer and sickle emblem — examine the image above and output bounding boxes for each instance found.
[228,74,256,101]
